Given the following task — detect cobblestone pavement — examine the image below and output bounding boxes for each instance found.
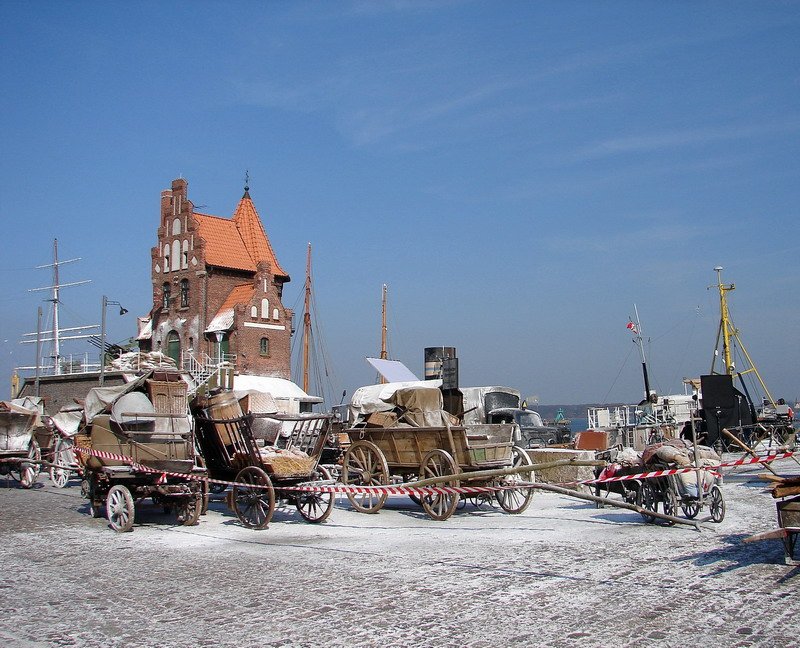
[1,459,797,648]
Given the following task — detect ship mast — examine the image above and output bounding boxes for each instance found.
[710,266,775,406]
[632,304,652,402]
[302,242,312,393]
[379,284,388,384]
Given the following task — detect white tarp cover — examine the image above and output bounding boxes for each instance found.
[233,375,322,414]
[49,408,83,438]
[348,379,442,423]
[366,358,420,383]
[460,386,521,425]
[388,387,450,427]
[0,400,40,452]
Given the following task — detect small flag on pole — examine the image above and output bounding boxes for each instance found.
[626,321,638,334]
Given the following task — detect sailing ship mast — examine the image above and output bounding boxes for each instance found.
[22,239,95,375]
[302,243,312,393]
[629,304,652,402]
[710,266,775,406]
[379,284,388,384]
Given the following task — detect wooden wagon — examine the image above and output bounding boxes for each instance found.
[0,400,42,488]
[79,372,207,532]
[342,422,534,521]
[193,394,334,529]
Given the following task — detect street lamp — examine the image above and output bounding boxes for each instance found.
[99,295,128,385]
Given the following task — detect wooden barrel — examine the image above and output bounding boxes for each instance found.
[207,391,243,446]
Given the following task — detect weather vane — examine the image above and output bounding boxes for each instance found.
[244,169,250,192]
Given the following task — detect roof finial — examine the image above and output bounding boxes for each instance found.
[243,170,251,198]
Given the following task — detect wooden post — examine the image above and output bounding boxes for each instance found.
[722,428,780,477]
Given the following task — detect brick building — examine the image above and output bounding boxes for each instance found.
[137,178,293,380]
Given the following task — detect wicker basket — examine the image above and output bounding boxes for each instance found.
[147,380,188,415]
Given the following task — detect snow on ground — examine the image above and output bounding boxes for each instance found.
[0,454,798,648]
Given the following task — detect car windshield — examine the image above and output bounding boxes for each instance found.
[517,412,543,427]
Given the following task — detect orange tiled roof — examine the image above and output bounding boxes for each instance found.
[194,213,256,272]
[205,284,255,332]
[233,192,289,279]
[193,190,289,279]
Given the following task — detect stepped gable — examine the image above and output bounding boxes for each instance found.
[206,283,255,333]
[232,189,289,280]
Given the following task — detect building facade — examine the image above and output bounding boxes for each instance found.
[138,178,292,380]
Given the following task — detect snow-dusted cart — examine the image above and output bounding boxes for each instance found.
[0,401,42,488]
[80,373,207,532]
[193,401,334,529]
[342,423,533,521]
[638,461,725,524]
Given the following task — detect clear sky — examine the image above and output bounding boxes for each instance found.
[1,1,798,407]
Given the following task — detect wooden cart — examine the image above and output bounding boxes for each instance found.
[192,407,335,529]
[637,461,725,524]
[0,403,42,488]
[342,423,534,521]
[80,375,207,532]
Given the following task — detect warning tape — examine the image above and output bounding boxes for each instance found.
[38,446,800,497]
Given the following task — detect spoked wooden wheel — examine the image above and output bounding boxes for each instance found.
[709,485,725,523]
[496,446,535,514]
[49,437,75,488]
[681,500,701,519]
[342,440,389,514]
[13,439,41,489]
[419,449,459,521]
[660,481,679,525]
[175,494,202,526]
[296,465,334,523]
[233,466,275,529]
[637,481,658,523]
[106,484,135,532]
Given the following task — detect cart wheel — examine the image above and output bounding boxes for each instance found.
[194,457,210,515]
[233,466,275,530]
[661,482,679,525]
[637,482,657,523]
[106,485,135,532]
[49,437,75,488]
[86,476,104,518]
[296,465,334,523]
[342,440,389,514]
[709,485,725,523]
[13,439,41,489]
[496,446,535,515]
[176,494,202,526]
[419,449,460,521]
[681,500,701,519]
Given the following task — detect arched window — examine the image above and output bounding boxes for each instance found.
[180,279,189,307]
[272,308,279,320]
[162,282,171,309]
[250,305,258,318]
[261,298,269,319]
[172,218,181,236]
[163,244,170,269]
[171,240,180,271]
[182,240,189,268]
[259,337,269,356]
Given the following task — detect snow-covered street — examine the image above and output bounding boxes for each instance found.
[1,456,797,648]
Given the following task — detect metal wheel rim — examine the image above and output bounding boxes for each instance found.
[496,446,534,514]
[419,449,459,521]
[296,465,334,523]
[233,467,275,530]
[342,440,389,514]
[106,485,134,532]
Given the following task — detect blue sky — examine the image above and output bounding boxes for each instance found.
[1,1,798,406]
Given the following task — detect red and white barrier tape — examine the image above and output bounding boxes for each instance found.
[58,446,800,497]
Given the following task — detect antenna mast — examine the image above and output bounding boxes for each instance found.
[379,284,388,384]
[633,304,651,402]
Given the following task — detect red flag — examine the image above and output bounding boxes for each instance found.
[626,321,638,334]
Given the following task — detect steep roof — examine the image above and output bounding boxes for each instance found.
[205,284,255,333]
[194,213,257,272]
[232,191,289,279]
[193,190,289,280]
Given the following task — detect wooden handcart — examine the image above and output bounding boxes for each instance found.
[342,423,534,521]
[193,405,335,529]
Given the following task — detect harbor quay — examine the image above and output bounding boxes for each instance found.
[1,457,797,648]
